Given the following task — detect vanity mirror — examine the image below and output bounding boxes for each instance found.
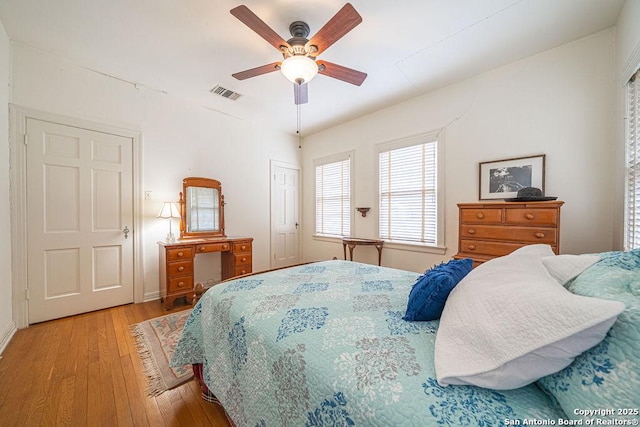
[179,177,225,238]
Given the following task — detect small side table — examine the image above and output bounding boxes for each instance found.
[342,238,384,266]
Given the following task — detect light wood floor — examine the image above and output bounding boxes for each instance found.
[0,301,232,426]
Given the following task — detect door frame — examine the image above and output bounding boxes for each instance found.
[269,160,301,268]
[10,105,143,328]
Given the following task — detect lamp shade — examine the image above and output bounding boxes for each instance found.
[157,202,180,219]
[280,55,318,84]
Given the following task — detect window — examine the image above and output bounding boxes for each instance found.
[315,153,352,237]
[378,132,443,246]
[625,70,640,249]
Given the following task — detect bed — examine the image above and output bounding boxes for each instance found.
[170,245,640,426]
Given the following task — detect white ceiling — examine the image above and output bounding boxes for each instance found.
[0,0,626,136]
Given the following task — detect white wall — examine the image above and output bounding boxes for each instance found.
[616,0,640,76]
[0,20,14,352]
[613,0,640,249]
[301,29,617,272]
[10,43,300,302]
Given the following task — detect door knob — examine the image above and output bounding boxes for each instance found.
[123,226,130,239]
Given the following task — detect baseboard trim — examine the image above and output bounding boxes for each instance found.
[0,320,17,355]
[144,291,160,302]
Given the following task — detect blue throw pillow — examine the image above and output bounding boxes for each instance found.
[403,258,473,321]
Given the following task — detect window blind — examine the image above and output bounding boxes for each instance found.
[315,157,351,236]
[379,141,437,244]
[626,71,640,249]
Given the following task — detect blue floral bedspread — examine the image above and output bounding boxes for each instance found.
[171,260,564,426]
[537,250,640,419]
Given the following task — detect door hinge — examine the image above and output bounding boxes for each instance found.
[25,288,30,300]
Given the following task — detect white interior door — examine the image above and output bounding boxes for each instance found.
[26,118,134,324]
[271,163,300,268]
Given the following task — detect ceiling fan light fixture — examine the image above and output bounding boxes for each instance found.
[281,55,318,84]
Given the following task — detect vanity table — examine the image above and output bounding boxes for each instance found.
[158,177,253,309]
[158,237,253,309]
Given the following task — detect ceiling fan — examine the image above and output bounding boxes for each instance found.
[230,3,367,105]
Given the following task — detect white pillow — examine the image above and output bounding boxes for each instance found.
[541,254,600,286]
[434,245,625,390]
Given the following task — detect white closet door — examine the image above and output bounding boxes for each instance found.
[272,163,300,268]
[26,118,134,323]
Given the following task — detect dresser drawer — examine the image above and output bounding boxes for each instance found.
[505,208,559,226]
[168,275,193,293]
[234,253,252,266]
[234,265,252,276]
[233,241,252,253]
[196,242,231,253]
[460,224,557,244]
[167,247,193,261]
[167,260,193,276]
[460,208,503,224]
[459,240,526,258]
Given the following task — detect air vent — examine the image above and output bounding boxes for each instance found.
[210,85,241,100]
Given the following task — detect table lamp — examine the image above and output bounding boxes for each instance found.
[157,202,180,242]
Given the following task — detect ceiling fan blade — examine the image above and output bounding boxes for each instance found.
[230,5,290,52]
[317,60,367,86]
[306,3,362,56]
[294,83,308,105]
[232,62,281,80]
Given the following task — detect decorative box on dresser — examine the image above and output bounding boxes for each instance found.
[454,201,563,267]
[158,237,253,309]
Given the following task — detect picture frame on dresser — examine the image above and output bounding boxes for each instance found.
[479,154,545,200]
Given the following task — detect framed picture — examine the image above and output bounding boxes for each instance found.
[479,154,545,200]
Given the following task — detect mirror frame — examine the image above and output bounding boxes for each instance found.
[179,177,226,239]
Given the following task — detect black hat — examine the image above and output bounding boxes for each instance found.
[505,187,557,202]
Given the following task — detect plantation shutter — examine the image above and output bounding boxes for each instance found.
[626,70,640,249]
[315,157,351,236]
[379,141,437,244]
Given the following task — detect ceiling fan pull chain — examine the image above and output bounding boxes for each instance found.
[296,103,303,148]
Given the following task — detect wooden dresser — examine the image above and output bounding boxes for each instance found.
[454,201,563,267]
[158,237,253,309]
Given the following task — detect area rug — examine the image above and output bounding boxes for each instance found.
[130,309,193,397]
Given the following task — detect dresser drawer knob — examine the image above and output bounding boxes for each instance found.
[468,245,476,250]
[178,266,185,272]
[223,244,228,250]
[476,213,484,219]
[177,251,184,257]
[178,281,185,287]
[199,246,206,251]
[241,257,247,262]
[467,229,476,235]
[526,213,535,220]
[535,232,545,238]
[241,270,247,275]
[241,245,246,250]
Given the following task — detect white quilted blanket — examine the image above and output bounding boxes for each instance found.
[435,245,625,390]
